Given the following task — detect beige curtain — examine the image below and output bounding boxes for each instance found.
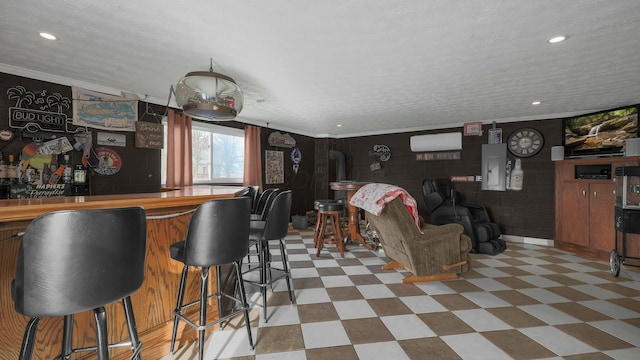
[166,109,193,188]
[243,125,262,190]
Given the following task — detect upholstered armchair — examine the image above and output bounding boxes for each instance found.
[365,197,472,283]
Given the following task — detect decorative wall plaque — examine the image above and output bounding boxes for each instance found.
[267,131,296,148]
[94,147,122,175]
[135,121,163,149]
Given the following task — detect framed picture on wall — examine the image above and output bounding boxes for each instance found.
[488,128,503,144]
[265,150,284,184]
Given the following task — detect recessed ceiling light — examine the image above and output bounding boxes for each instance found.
[39,32,57,40]
[532,101,542,105]
[337,124,342,127]
[548,35,566,43]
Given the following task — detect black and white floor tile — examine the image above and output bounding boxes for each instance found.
[161,229,640,360]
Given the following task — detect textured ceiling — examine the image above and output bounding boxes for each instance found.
[1,0,640,138]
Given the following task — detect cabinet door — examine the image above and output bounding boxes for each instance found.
[589,182,615,252]
[561,182,590,247]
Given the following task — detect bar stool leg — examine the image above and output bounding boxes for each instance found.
[315,213,327,257]
[259,241,269,321]
[93,307,109,360]
[279,239,294,303]
[331,213,345,257]
[314,211,323,247]
[18,317,40,360]
[198,267,210,360]
[61,314,73,360]
[170,265,189,352]
[234,261,255,349]
[215,266,225,330]
[123,296,143,359]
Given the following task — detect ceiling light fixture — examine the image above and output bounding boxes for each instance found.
[532,101,541,105]
[168,59,243,121]
[39,32,57,40]
[548,35,566,43]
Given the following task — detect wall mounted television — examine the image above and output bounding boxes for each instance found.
[563,105,638,158]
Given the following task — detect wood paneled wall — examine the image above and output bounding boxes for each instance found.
[1,71,564,239]
[0,73,163,196]
[330,119,563,240]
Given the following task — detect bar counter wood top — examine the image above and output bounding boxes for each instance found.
[0,185,246,222]
[0,185,247,360]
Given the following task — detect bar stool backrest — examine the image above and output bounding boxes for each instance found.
[262,190,292,241]
[254,188,277,218]
[246,185,260,212]
[13,207,147,317]
[184,197,251,268]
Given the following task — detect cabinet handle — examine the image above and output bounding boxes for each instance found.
[593,191,597,199]
[582,190,586,198]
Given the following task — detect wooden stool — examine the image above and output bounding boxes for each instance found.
[315,201,345,257]
[313,199,332,248]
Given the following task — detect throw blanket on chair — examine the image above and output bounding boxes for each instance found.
[350,183,421,231]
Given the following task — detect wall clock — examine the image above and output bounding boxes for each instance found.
[507,128,544,157]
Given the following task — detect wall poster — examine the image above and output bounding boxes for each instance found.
[265,150,284,184]
[72,86,138,132]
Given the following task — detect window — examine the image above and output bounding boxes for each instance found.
[161,121,244,185]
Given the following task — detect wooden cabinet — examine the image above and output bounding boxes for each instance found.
[555,157,640,260]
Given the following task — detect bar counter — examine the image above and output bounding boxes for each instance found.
[0,186,246,360]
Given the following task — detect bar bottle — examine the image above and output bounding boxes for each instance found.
[7,154,17,184]
[0,152,7,184]
[62,154,73,184]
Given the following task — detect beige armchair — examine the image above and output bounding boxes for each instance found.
[365,197,472,283]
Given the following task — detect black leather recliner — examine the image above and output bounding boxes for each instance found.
[422,178,506,255]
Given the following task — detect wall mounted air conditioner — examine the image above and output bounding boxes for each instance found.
[410,132,462,152]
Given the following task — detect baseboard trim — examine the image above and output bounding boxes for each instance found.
[501,234,554,247]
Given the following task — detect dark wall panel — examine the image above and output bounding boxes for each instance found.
[259,129,315,217]
[0,72,161,195]
[2,71,564,239]
[334,119,562,239]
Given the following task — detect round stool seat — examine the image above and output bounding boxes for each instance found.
[317,201,344,212]
[314,199,335,210]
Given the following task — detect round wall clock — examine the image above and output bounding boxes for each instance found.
[507,128,544,157]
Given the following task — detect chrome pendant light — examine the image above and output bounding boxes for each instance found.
[173,59,243,121]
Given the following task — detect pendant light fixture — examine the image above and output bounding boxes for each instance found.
[171,59,243,121]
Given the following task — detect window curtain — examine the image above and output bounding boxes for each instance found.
[243,125,262,191]
[166,109,193,188]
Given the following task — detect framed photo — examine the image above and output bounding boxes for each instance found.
[463,122,483,136]
[265,150,284,184]
[488,128,503,144]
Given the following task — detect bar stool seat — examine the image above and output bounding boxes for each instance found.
[169,197,254,360]
[315,201,346,257]
[11,207,147,360]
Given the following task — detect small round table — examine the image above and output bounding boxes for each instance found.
[330,181,373,250]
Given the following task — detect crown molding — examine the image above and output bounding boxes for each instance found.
[0,63,167,106]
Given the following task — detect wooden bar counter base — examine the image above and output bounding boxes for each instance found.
[0,186,246,360]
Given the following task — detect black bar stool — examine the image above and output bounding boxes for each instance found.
[11,207,147,360]
[169,197,254,360]
[244,190,294,322]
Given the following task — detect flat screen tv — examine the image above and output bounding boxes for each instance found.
[563,105,638,158]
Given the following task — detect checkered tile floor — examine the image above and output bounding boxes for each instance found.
[161,229,640,360]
